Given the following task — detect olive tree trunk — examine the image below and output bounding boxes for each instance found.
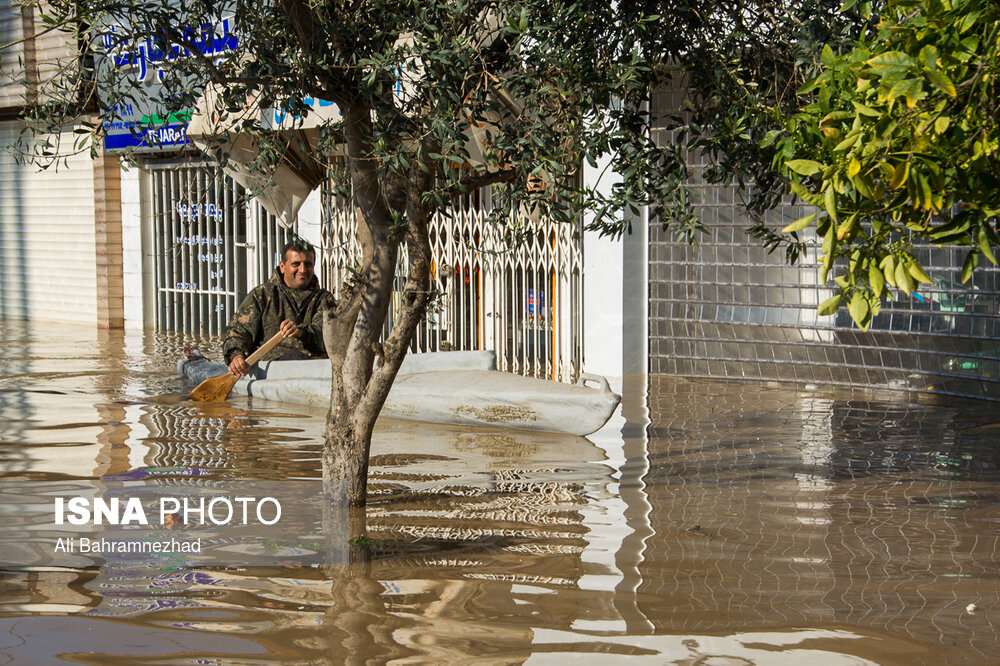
[321,104,435,510]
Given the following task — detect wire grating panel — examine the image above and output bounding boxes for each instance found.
[648,82,1000,400]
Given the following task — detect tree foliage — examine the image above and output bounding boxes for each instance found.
[12,0,684,507]
[771,0,1000,329]
[17,0,670,230]
[640,0,874,228]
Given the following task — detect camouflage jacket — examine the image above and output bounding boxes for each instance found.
[222,270,334,364]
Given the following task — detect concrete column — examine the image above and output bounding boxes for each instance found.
[119,162,147,329]
[583,159,649,381]
[94,154,124,328]
[622,205,648,378]
[583,154,624,379]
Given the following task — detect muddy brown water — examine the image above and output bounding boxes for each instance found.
[1,322,998,664]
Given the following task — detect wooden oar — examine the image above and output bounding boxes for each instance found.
[188,331,285,402]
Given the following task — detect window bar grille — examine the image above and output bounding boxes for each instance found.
[152,169,162,331]
[180,167,192,333]
[221,170,233,331]
[149,162,288,336]
[162,168,173,332]
[251,200,262,287]
[173,167,185,332]
[194,167,204,332]
[169,167,181,332]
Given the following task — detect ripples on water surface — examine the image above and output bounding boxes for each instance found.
[1,323,999,664]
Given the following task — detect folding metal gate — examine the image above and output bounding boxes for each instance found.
[149,161,292,335]
[320,187,583,382]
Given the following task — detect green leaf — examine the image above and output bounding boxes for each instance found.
[817,294,843,316]
[821,111,854,125]
[978,228,998,265]
[848,291,871,329]
[866,51,916,76]
[902,79,926,107]
[781,212,817,233]
[895,261,915,294]
[961,250,978,283]
[907,258,933,284]
[959,10,982,33]
[823,219,836,256]
[925,68,956,97]
[785,159,825,176]
[919,45,940,69]
[869,261,885,296]
[852,101,881,117]
[920,173,934,210]
[798,78,820,95]
[928,215,970,240]
[821,44,836,66]
[790,182,825,207]
[982,222,999,246]
[824,186,838,223]
[833,133,861,152]
[881,255,897,288]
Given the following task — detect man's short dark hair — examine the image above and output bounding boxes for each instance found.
[281,239,315,262]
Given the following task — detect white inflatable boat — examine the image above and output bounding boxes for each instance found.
[180,350,620,436]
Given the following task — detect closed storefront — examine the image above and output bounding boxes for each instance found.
[1,2,104,326]
[0,122,98,324]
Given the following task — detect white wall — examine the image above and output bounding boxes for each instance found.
[0,122,97,324]
[622,205,648,378]
[296,189,324,250]
[120,162,147,329]
[582,154,649,382]
[582,154,624,380]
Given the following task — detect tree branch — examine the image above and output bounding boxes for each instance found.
[450,167,518,196]
[364,148,435,414]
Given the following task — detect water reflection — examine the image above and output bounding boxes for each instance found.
[1,322,999,664]
[638,377,1000,663]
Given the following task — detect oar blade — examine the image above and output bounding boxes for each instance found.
[188,373,239,402]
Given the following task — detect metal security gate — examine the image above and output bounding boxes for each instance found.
[321,187,583,382]
[149,161,293,335]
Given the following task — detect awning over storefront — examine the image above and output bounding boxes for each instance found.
[186,84,335,228]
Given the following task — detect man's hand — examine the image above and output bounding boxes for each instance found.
[228,321,299,376]
[279,319,303,339]
[228,353,250,376]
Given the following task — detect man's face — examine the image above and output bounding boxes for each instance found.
[279,250,315,289]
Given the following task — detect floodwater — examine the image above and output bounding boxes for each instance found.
[1,322,999,665]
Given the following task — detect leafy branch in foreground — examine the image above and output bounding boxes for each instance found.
[771,0,999,329]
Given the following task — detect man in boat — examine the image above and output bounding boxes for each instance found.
[222,239,333,376]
